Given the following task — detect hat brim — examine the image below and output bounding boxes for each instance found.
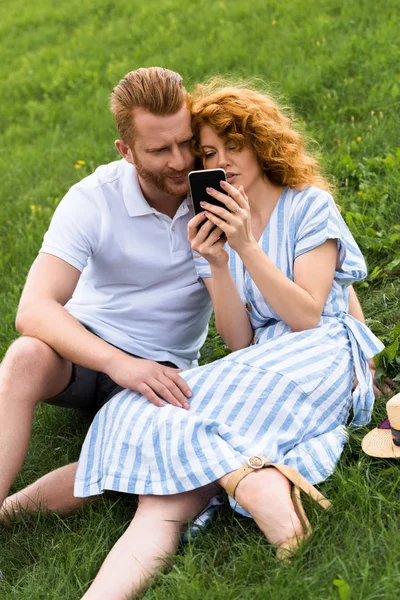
[362,428,400,458]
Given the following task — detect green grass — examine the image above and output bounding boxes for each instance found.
[0,0,399,597]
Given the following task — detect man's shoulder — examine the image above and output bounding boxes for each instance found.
[74,158,127,193]
[62,159,136,213]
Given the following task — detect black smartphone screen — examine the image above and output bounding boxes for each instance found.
[188,168,228,215]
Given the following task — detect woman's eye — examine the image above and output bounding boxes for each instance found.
[204,152,216,159]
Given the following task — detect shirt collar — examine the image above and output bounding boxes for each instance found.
[121,159,190,219]
[121,159,156,217]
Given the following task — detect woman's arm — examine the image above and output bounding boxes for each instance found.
[348,285,365,323]
[238,240,337,331]
[188,211,253,350]
[203,269,253,350]
[202,181,337,332]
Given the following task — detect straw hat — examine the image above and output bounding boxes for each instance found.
[362,393,400,458]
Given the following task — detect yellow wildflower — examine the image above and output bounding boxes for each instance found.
[315,40,321,47]
[351,115,355,122]
[74,164,82,169]
[271,19,277,25]
[357,192,363,196]
[343,77,347,82]
[30,205,37,211]
[77,160,85,165]
[379,111,384,118]
[357,136,362,142]
[371,110,375,116]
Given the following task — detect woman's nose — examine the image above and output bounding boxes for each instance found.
[217,150,230,169]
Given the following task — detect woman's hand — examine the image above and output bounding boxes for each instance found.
[200,182,256,253]
[188,212,229,268]
[351,359,397,398]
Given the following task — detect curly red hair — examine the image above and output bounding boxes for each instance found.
[189,78,332,193]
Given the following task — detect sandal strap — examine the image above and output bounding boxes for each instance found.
[225,455,331,509]
[270,463,331,509]
[225,455,269,499]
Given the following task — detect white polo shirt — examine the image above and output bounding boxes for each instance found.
[40,159,212,369]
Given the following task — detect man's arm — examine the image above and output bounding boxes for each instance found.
[16,253,191,408]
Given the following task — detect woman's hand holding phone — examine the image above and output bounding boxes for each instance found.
[200,181,255,254]
[188,212,229,268]
[188,168,230,268]
[188,169,254,265]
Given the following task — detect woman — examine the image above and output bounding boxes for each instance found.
[74,80,383,599]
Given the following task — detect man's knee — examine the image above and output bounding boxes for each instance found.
[0,336,72,398]
[3,337,57,372]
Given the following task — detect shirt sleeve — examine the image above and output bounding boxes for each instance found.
[192,251,213,279]
[40,183,101,272]
[294,188,367,285]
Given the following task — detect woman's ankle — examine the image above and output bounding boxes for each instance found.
[231,468,303,544]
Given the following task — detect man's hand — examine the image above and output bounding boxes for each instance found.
[107,354,192,409]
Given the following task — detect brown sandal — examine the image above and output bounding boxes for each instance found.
[225,455,331,561]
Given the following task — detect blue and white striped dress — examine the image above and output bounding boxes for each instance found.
[75,186,383,513]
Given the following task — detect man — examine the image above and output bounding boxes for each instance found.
[0,67,212,517]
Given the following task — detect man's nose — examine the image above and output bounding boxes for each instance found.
[169,148,187,172]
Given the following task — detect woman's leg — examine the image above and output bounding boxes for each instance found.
[218,469,303,546]
[81,484,217,600]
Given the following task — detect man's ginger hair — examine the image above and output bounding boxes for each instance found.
[111,67,187,146]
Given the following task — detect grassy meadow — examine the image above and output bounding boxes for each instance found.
[1,0,400,597]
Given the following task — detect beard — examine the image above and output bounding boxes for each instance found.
[133,151,191,198]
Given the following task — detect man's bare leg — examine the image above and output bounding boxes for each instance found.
[0,462,91,525]
[0,336,79,507]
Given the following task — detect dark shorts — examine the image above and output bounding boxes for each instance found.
[45,358,177,416]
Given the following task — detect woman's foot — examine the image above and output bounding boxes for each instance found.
[80,484,218,600]
[220,467,304,547]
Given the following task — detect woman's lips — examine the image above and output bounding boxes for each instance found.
[226,173,238,183]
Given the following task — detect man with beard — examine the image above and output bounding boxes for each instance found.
[0,67,213,517]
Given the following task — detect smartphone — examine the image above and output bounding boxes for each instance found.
[188,168,228,216]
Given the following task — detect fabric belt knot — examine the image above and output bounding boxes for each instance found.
[338,312,384,427]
